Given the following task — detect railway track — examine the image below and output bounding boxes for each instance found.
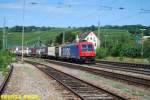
[0,65,13,95]
[39,59,150,88]
[92,63,150,76]
[27,61,127,100]
[96,60,150,75]
[96,60,150,69]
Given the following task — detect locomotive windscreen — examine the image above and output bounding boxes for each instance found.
[82,44,93,51]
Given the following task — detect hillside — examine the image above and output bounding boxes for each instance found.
[0,28,129,48]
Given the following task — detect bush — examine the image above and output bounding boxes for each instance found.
[110,44,123,57]
[96,47,108,59]
[119,56,124,62]
[143,47,150,58]
[120,46,141,57]
[0,50,12,71]
[147,56,150,63]
[143,39,150,58]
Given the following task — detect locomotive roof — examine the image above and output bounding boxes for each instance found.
[62,42,93,46]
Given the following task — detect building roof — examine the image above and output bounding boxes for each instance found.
[73,31,97,43]
[78,32,93,40]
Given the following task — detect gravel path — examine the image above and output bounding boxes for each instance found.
[0,72,4,86]
[3,61,80,100]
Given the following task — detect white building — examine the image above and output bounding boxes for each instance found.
[77,32,100,50]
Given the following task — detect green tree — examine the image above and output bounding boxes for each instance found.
[143,38,150,58]
[110,44,123,57]
[10,26,22,32]
[0,50,12,71]
[89,25,97,31]
[0,38,2,49]
[120,45,141,57]
[55,31,75,44]
[55,32,63,44]
[96,47,108,59]
[46,39,53,46]
[0,30,2,49]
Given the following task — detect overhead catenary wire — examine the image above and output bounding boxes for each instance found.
[68,0,125,27]
[2,1,150,47]
[107,13,142,25]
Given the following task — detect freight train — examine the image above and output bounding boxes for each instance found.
[13,42,96,63]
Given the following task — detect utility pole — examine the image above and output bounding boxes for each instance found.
[3,17,6,50]
[140,29,146,58]
[38,36,42,58]
[104,35,108,49]
[5,29,8,49]
[62,32,65,44]
[22,0,25,62]
[5,32,7,49]
[98,21,100,47]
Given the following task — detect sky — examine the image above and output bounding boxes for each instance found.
[0,0,150,27]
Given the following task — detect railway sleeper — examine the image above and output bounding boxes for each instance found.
[76,91,105,94]
[80,94,113,99]
[64,82,85,86]
[85,96,114,100]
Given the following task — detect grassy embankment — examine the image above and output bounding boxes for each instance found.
[6,28,79,47]
[6,28,128,46]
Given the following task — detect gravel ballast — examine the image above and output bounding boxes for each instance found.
[3,61,80,100]
[28,58,150,100]
[0,72,5,86]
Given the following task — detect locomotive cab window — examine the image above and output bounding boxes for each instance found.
[87,44,93,51]
[82,44,87,51]
[82,44,93,51]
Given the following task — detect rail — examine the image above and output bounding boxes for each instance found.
[0,64,13,95]
[43,59,150,87]
[96,60,150,69]
[25,59,136,100]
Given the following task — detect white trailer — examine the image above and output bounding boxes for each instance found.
[48,46,56,57]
